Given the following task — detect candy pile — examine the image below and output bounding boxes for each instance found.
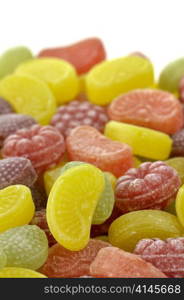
[1,38,184,278]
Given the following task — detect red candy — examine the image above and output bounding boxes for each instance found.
[0,97,14,115]
[115,161,181,213]
[134,238,184,278]
[38,38,106,75]
[51,100,109,137]
[171,129,184,156]
[40,239,110,278]
[66,125,133,177]
[2,124,65,173]
[0,113,36,148]
[0,157,37,189]
[108,89,184,135]
[90,247,167,278]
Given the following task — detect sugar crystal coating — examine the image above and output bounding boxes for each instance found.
[0,98,14,115]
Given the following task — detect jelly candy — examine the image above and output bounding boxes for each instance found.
[90,247,167,278]
[108,89,183,134]
[0,113,37,147]
[0,225,48,270]
[31,209,56,247]
[0,98,14,115]
[179,77,184,103]
[0,157,37,189]
[0,267,47,278]
[30,182,48,210]
[171,129,184,157]
[66,125,133,177]
[51,100,109,137]
[115,161,180,213]
[40,239,109,278]
[86,55,154,105]
[38,38,106,75]
[165,157,184,184]
[0,46,33,79]
[46,164,105,251]
[94,236,109,242]
[0,248,7,269]
[2,124,66,174]
[134,238,184,278]
[176,184,184,227]
[108,210,184,252]
[0,185,35,233]
[0,74,56,125]
[44,161,68,195]
[105,121,172,160]
[159,57,184,93]
[16,58,79,105]
[133,156,142,167]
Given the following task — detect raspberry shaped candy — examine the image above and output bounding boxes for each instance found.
[134,238,184,278]
[0,97,14,115]
[0,157,37,189]
[115,161,181,213]
[51,100,109,137]
[0,113,36,147]
[2,125,65,173]
[172,129,184,157]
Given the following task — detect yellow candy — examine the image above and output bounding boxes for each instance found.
[104,172,116,190]
[133,156,142,168]
[0,267,47,278]
[109,210,184,252]
[79,74,86,94]
[0,74,56,125]
[105,121,172,160]
[0,185,35,233]
[46,164,105,251]
[16,58,79,105]
[86,56,154,105]
[176,184,184,227]
[94,236,109,242]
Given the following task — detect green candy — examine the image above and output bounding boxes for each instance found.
[165,157,184,184]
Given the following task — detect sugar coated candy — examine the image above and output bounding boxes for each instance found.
[179,77,184,103]
[90,247,167,278]
[176,184,184,227]
[115,161,181,213]
[0,267,47,278]
[108,89,183,134]
[40,239,110,278]
[66,125,133,177]
[0,97,14,115]
[105,121,172,160]
[171,129,184,157]
[108,210,184,252]
[16,58,79,105]
[0,185,35,233]
[165,157,184,184]
[86,55,154,105]
[0,225,48,270]
[0,157,37,189]
[0,46,33,79]
[51,100,109,137]
[0,74,56,125]
[38,37,106,75]
[0,248,7,269]
[134,238,184,278]
[2,124,65,174]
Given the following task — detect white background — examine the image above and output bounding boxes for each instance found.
[1,0,184,77]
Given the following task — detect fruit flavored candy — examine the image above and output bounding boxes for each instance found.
[108,89,183,135]
[0,97,14,115]
[0,248,7,269]
[66,125,133,177]
[0,225,48,270]
[0,157,37,189]
[105,121,172,160]
[31,209,56,247]
[38,37,106,75]
[16,58,79,105]
[51,100,109,137]
[0,267,47,278]
[30,182,48,210]
[94,236,109,242]
[108,210,184,252]
[2,124,65,174]
[165,157,184,184]
[86,55,154,105]
[134,238,184,278]
[0,185,35,233]
[0,74,56,125]
[176,184,184,227]
[133,156,142,167]
[115,161,180,213]
[40,239,110,278]
[46,164,105,251]
[0,113,37,147]
[171,129,184,157]
[90,247,166,278]
[159,57,184,93]
[0,46,33,79]
[179,77,184,103]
